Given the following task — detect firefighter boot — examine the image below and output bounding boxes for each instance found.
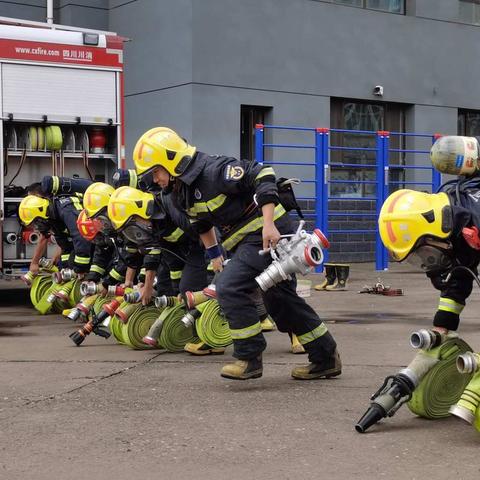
[261,315,276,332]
[314,263,336,291]
[184,340,225,355]
[325,264,349,291]
[290,333,306,354]
[291,349,342,380]
[221,355,263,380]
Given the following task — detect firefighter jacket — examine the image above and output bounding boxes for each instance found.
[85,235,127,286]
[38,196,92,273]
[123,193,203,281]
[427,178,480,330]
[173,151,290,252]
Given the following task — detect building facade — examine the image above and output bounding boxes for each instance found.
[2,0,480,261]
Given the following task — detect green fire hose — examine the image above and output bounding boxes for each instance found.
[195,300,232,349]
[30,274,52,306]
[68,279,82,306]
[407,338,473,419]
[31,276,72,314]
[158,304,198,352]
[93,295,112,316]
[109,314,126,344]
[109,300,143,344]
[120,305,164,350]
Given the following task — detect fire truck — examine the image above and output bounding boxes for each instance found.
[0,15,126,279]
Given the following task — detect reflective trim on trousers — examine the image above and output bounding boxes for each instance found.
[230,321,262,340]
[297,323,328,345]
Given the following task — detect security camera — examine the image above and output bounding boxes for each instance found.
[373,85,384,97]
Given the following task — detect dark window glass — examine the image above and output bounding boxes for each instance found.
[330,98,406,198]
[458,110,480,136]
[333,0,404,14]
[459,1,480,25]
[240,105,272,161]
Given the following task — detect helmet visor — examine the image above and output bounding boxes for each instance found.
[121,221,154,245]
[96,215,115,237]
[32,218,50,233]
[406,241,452,273]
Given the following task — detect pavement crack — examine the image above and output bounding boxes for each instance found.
[0,353,164,423]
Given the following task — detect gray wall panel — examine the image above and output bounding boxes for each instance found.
[109,0,192,96]
[191,0,480,110]
[58,1,108,7]
[191,84,329,196]
[57,5,108,30]
[124,84,193,166]
[0,1,46,21]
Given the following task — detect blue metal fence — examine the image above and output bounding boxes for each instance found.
[255,124,442,271]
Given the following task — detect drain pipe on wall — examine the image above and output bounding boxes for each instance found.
[46,0,54,25]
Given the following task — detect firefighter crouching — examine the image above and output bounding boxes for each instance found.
[20,178,93,276]
[77,182,128,290]
[133,126,341,380]
[356,136,480,433]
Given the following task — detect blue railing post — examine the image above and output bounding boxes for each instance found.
[381,132,390,269]
[315,128,329,265]
[375,131,389,271]
[255,124,264,163]
[431,133,442,192]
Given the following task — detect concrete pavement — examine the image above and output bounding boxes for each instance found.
[1,263,480,479]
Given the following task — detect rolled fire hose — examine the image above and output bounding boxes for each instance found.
[45,126,63,150]
[109,300,143,344]
[93,295,111,317]
[120,305,163,350]
[30,274,53,306]
[31,277,69,314]
[195,299,232,349]
[157,304,198,352]
[37,127,45,150]
[109,315,126,344]
[407,338,473,419]
[68,279,83,306]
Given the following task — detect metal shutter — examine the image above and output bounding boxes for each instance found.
[1,63,117,123]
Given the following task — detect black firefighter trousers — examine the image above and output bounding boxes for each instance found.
[215,240,337,363]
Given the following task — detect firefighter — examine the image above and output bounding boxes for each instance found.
[77,182,127,289]
[132,126,341,380]
[379,182,480,336]
[20,188,92,276]
[112,168,280,337]
[108,186,210,297]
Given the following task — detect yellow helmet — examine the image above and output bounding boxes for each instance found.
[378,189,452,261]
[133,126,196,177]
[83,182,115,218]
[107,186,154,230]
[18,195,50,226]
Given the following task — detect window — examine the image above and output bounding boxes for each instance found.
[330,98,406,197]
[333,0,404,14]
[459,0,480,24]
[240,105,272,161]
[458,109,480,136]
